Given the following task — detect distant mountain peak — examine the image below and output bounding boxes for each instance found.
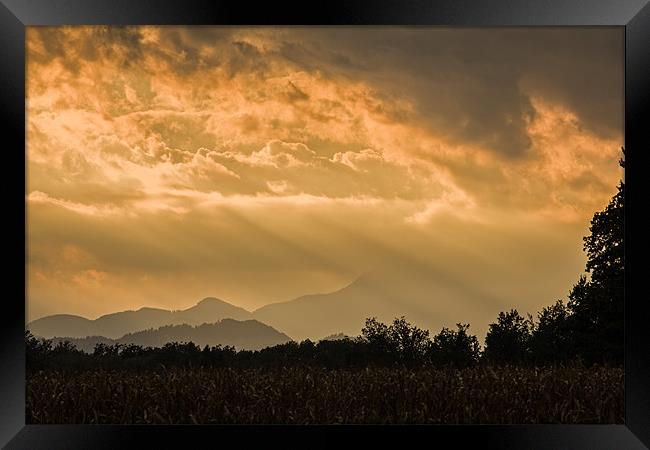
[136,306,166,312]
[196,297,225,305]
[29,296,254,339]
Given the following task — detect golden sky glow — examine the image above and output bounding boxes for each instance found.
[26,26,623,338]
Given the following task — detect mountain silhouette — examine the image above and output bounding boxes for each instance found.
[29,297,252,339]
[252,269,501,341]
[51,319,291,352]
[29,267,504,343]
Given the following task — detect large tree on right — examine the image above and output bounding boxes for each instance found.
[568,148,624,364]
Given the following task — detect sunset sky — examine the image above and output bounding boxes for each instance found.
[26,27,623,336]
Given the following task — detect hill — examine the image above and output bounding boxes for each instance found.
[51,319,292,352]
[29,297,252,339]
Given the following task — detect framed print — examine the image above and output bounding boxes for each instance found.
[2,0,649,448]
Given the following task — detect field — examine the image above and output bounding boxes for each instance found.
[26,365,623,424]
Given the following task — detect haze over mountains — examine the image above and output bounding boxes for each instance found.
[28,269,506,345]
[51,319,291,353]
[254,270,501,341]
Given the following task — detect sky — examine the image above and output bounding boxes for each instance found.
[26,26,623,334]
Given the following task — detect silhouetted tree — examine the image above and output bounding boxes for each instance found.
[388,317,430,365]
[361,317,397,364]
[567,148,624,364]
[483,309,533,364]
[25,330,53,370]
[530,300,571,364]
[120,343,148,359]
[313,337,370,368]
[25,330,52,356]
[361,317,430,366]
[428,323,480,367]
[93,343,122,358]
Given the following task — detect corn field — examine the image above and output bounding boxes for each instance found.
[26,365,623,424]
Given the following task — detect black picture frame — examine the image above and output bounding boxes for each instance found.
[2,0,649,448]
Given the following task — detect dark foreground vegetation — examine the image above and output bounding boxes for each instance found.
[27,365,623,424]
[25,316,624,424]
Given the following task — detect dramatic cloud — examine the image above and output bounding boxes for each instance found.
[26,27,623,338]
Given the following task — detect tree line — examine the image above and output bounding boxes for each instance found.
[26,149,624,371]
[23,319,502,370]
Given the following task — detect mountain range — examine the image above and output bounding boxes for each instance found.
[50,319,291,353]
[29,297,251,339]
[28,270,500,345]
